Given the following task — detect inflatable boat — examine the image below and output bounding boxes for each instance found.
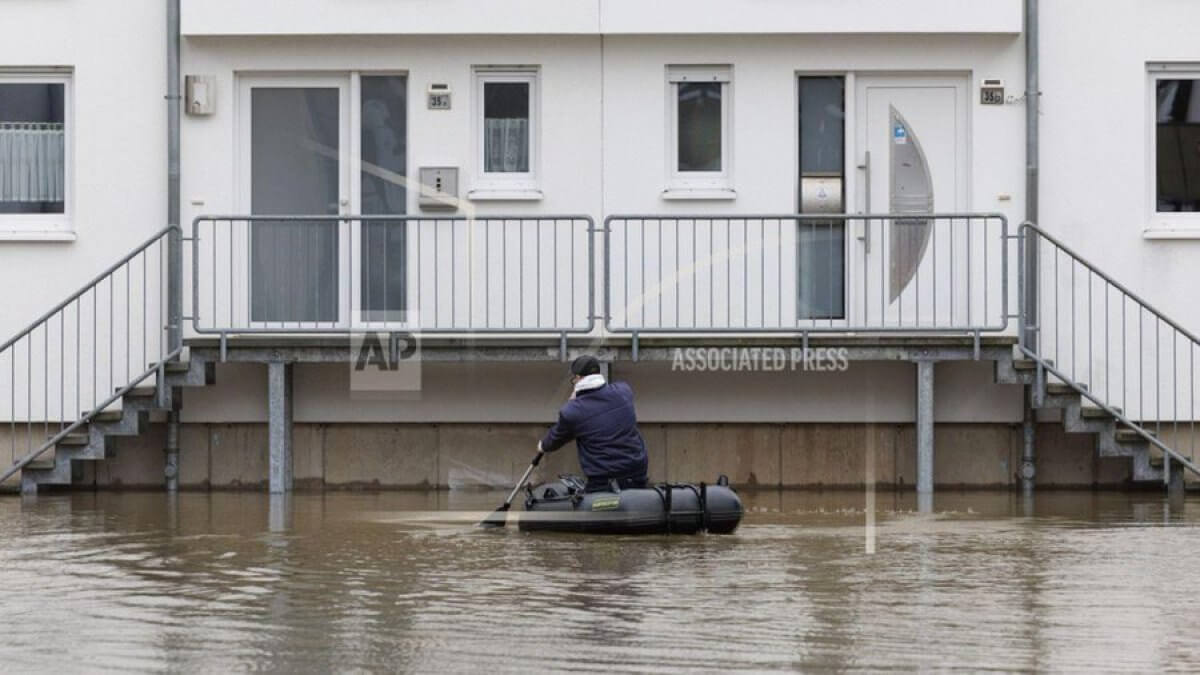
[519,475,743,535]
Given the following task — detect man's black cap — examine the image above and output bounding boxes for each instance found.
[569,354,602,377]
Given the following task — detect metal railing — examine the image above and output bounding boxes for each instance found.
[191,215,596,336]
[604,214,1007,334]
[1019,222,1200,480]
[0,226,181,484]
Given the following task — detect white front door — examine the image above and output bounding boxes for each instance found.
[853,75,969,328]
[237,75,352,329]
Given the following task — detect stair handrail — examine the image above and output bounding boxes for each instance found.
[0,226,180,354]
[1019,221,1200,479]
[1,225,182,484]
[1019,222,1200,348]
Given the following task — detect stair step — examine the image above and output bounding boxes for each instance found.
[1116,428,1155,443]
[1045,383,1082,396]
[121,386,157,399]
[25,461,55,472]
[150,360,192,374]
[57,434,89,447]
[91,410,124,423]
[1013,359,1039,371]
[1080,407,1115,419]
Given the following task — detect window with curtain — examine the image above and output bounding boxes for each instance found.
[0,81,66,216]
[484,81,529,173]
[473,68,538,194]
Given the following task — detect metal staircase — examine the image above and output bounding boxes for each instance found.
[0,226,207,493]
[995,358,1188,488]
[18,360,213,492]
[1012,222,1200,488]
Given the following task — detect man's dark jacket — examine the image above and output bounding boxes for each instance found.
[540,381,648,481]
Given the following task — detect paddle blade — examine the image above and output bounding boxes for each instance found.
[478,503,511,529]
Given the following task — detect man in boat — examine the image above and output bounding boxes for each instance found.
[537,355,650,492]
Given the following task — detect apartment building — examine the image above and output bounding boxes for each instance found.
[1,0,1198,494]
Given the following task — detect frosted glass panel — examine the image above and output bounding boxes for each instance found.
[250,87,340,323]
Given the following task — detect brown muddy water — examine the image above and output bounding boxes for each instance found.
[1,490,1199,672]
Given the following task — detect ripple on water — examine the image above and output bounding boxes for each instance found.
[0,491,1198,672]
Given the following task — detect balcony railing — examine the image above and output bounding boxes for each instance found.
[188,212,1008,338]
[604,214,1008,334]
[190,215,597,336]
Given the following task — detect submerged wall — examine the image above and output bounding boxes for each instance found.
[3,421,1135,492]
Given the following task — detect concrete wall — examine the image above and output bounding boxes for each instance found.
[34,420,1142,492]
[178,360,1022,424]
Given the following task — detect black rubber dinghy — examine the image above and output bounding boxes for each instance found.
[519,475,743,535]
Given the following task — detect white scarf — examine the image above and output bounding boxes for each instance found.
[573,373,607,395]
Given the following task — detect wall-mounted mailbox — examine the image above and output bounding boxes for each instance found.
[800,174,843,214]
[185,75,216,116]
[418,167,458,210]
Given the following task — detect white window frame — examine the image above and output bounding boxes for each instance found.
[664,65,734,200]
[0,71,73,241]
[1146,63,1200,239]
[469,67,541,201]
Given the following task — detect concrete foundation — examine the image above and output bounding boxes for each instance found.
[8,421,1190,492]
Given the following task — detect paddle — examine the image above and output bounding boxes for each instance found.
[479,450,545,528]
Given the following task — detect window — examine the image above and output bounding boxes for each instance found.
[0,73,70,238]
[797,76,846,321]
[1155,77,1200,213]
[665,65,733,199]
[1147,65,1200,236]
[360,75,408,321]
[470,68,539,199]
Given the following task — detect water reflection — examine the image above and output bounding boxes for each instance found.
[0,490,1196,671]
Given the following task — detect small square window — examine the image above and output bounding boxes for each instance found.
[665,65,733,199]
[470,68,540,200]
[0,74,71,238]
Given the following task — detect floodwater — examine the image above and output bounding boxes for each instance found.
[1,491,1199,673]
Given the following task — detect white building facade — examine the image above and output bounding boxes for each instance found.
[1,1,1198,491]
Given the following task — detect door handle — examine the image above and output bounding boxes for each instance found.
[856,151,871,253]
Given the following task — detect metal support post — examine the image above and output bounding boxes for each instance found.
[165,410,180,492]
[268,362,294,493]
[1021,385,1036,492]
[165,0,183,493]
[916,360,935,496]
